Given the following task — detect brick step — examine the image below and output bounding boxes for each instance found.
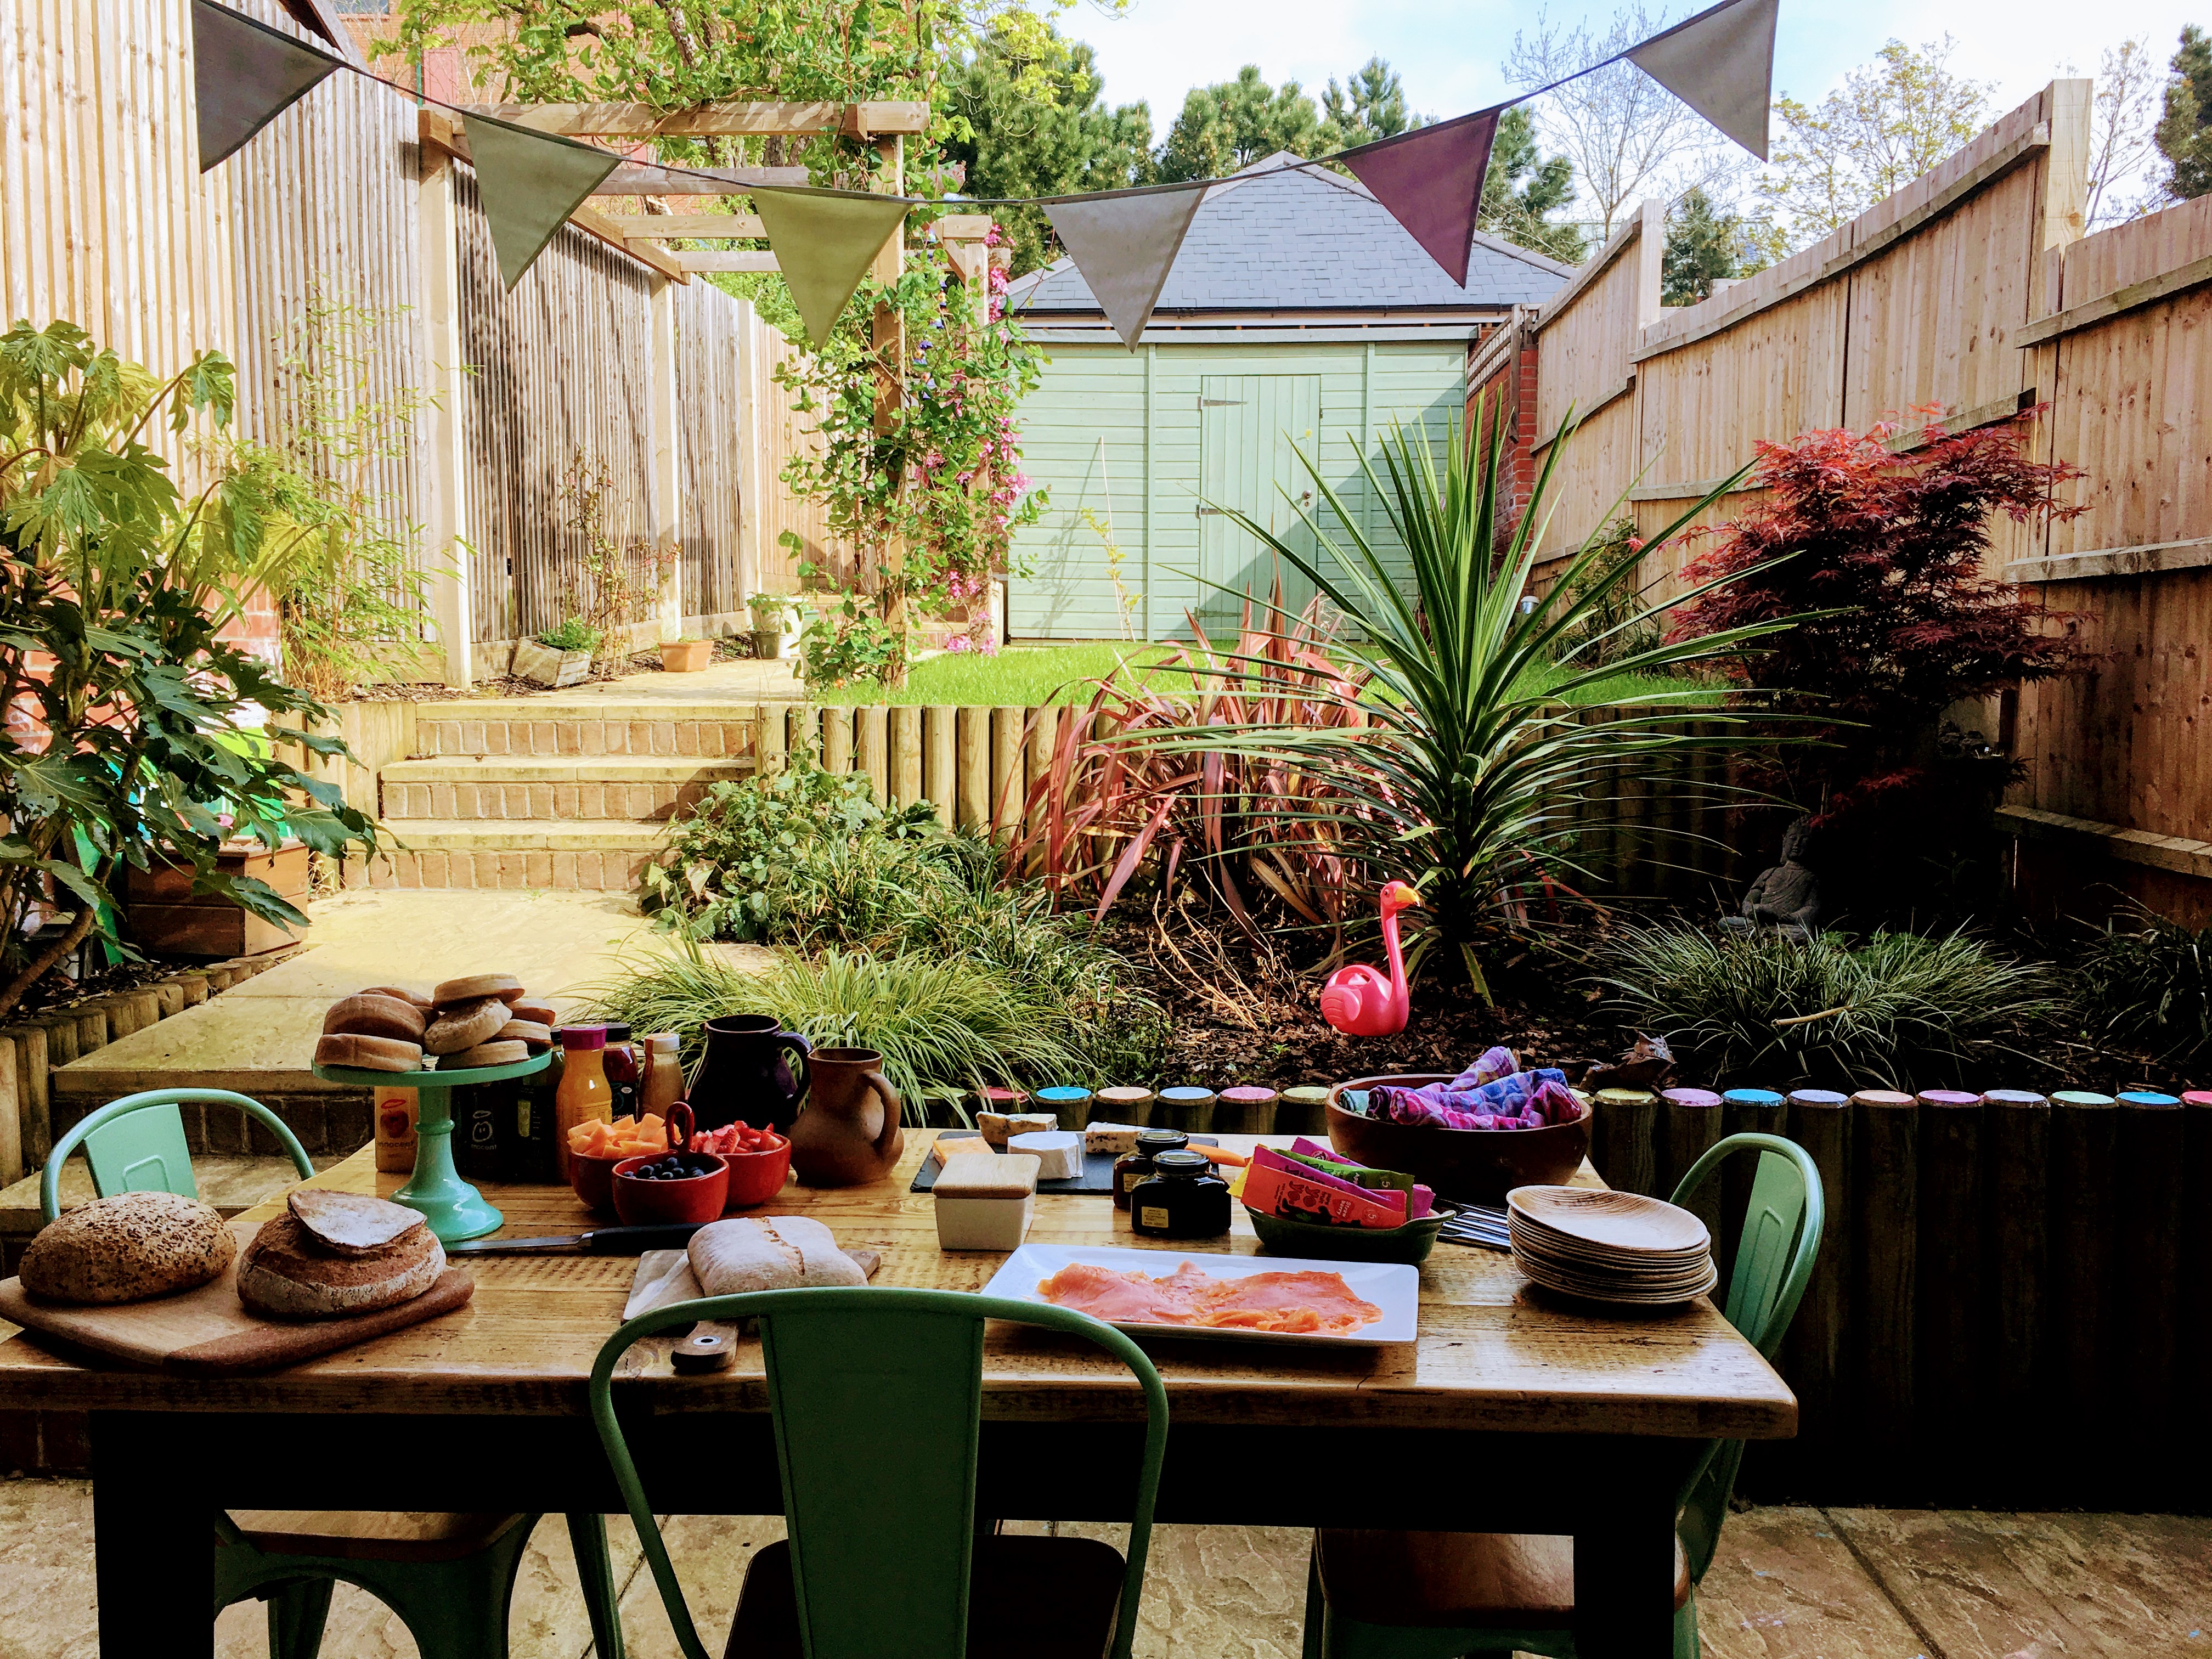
[408,702,763,760]
[380,757,749,823]
[368,822,665,891]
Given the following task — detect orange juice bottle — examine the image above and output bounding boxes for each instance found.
[554,1025,612,1181]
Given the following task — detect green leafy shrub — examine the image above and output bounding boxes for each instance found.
[2071,904,2212,1068]
[1593,922,2065,1091]
[536,617,601,654]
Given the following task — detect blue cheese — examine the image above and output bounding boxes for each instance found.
[1083,1122,1146,1157]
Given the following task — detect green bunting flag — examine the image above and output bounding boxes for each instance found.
[191,0,340,172]
[1626,0,1781,161]
[754,189,914,348]
[463,114,620,292]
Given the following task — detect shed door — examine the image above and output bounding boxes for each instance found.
[1198,375,1322,639]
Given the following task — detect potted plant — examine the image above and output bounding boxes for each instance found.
[661,636,713,673]
[747,593,799,660]
[514,618,599,687]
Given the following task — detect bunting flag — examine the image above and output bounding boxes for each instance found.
[191,0,340,172]
[463,114,619,291]
[753,188,913,347]
[1626,0,1781,161]
[1043,185,1207,350]
[1340,109,1500,289]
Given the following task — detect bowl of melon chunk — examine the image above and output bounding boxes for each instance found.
[568,1114,675,1211]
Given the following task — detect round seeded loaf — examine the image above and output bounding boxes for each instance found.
[444,1039,529,1069]
[314,1032,424,1073]
[322,993,427,1043]
[20,1191,236,1306]
[236,1212,445,1319]
[422,997,507,1055]
[432,974,524,1008]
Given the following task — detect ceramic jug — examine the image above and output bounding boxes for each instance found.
[788,1047,904,1187]
[688,1014,812,1132]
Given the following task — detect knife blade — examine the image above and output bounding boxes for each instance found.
[447,1223,710,1256]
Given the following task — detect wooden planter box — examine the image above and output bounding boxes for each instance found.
[661,638,712,673]
[512,639,593,687]
[125,841,309,958]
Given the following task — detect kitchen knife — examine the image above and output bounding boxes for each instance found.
[446,1223,709,1255]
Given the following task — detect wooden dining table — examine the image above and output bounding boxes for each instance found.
[0,1131,1795,1658]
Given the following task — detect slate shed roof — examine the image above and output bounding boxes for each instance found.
[1005,151,1576,319]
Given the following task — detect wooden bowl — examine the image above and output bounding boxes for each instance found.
[612,1154,730,1224]
[1325,1074,1591,1205]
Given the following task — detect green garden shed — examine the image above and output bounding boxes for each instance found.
[1002,153,1572,641]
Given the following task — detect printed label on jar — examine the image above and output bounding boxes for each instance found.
[1139,1206,1171,1229]
[516,1099,532,1136]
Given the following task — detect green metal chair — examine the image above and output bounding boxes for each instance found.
[40,1087,315,1222]
[590,1287,1172,1659]
[1301,1132,1825,1659]
[39,1089,628,1659]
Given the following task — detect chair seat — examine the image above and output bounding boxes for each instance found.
[1315,1529,1690,1629]
[227,1510,530,1565]
[726,1534,1128,1658]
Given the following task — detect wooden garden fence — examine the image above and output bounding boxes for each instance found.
[1477,78,2212,927]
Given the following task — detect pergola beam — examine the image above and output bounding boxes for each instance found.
[458,101,930,138]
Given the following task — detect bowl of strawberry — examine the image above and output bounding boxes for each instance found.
[692,1120,792,1210]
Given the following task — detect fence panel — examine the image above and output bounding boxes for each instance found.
[672,279,748,624]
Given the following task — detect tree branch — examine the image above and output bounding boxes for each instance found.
[0,901,96,1024]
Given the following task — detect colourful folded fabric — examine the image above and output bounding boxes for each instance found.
[1373,1066,1573,1131]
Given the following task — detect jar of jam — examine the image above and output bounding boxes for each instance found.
[1129,1149,1231,1240]
[1113,1129,1188,1211]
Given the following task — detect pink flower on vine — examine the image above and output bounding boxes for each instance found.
[957,471,973,485]
[946,634,973,653]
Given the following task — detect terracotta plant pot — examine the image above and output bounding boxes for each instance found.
[661,638,712,673]
[1324,1074,1592,1204]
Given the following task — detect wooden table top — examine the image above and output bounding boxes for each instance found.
[0,1133,1795,1438]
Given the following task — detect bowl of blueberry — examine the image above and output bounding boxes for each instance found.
[612,1147,730,1224]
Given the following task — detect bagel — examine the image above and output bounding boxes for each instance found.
[444,1039,529,1070]
[421,997,507,1055]
[360,984,434,1009]
[507,997,558,1028]
[314,1032,424,1073]
[495,1019,552,1051]
[432,974,524,1009]
[321,994,426,1043]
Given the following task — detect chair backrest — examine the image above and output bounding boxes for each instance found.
[41,1089,315,1223]
[589,1287,1170,1659]
[1666,1132,1824,1581]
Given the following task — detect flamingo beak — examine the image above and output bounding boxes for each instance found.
[1390,883,1422,909]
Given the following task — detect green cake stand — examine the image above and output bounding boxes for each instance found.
[313,1051,551,1244]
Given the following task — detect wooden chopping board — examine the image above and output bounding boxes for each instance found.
[0,1220,474,1377]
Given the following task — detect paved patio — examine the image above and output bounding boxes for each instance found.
[1,1481,2203,1658]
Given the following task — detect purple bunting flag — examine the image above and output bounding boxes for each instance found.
[1340,108,1500,288]
[1044,185,1208,351]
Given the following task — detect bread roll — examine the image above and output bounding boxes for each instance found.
[360,985,434,1009]
[508,997,558,1028]
[422,997,507,1055]
[444,1039,528,1069]
[687,1216,868,1296]
[322,993,427,1043]
[236,1212,445,1318]
[432,974,524,1008]
[289,1189,427,1256]
[314,1032,423,1073]
[496,1019,552,1051]
[20,1191,235,1305]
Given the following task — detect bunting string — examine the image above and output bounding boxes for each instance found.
[193,0,1781,345]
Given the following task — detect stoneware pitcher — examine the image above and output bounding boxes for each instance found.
[788,1047,904,1187]
[689,1014,812,1133]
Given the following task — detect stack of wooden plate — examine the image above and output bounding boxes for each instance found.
[1505,1186,1717,1306]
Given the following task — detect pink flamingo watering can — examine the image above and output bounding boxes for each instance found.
[1318,881,1421,1037]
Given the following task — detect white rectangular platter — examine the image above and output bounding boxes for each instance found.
[979,1243,1419,1347]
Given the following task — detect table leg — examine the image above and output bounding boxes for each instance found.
[1573,1492,1679,1659]
[91,1413,213,1658]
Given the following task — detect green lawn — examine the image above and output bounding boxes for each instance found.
[803,641,1720,710]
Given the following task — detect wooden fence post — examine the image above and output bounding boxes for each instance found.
[820,706,854,776]
[2047,1090,2117,1494]
[1776,1089,1850,1492]
[2183,1092,2212,1480]
[1850,1091,1917,1482]
[855,706,889,802]
[1590,1088,1658,1195]
[923,706,956,826]
[417,136,475,686]
[1984,1089,2050,1488]
[990,705,1023,835]
[890,705,923,808]
[955,707,989,831]
[2117,1093,2185,1494]
[1658,1087,1722,1232]
[753,702,787,776]
[1915,1090,1987,1489]
[648,275,684,641]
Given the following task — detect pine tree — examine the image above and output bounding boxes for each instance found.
[1661,187,1741,304]
[1318,57,1415,150]
[1479,105,1583,263]
[2155,24,2212,200]
[1155,67,1319,182]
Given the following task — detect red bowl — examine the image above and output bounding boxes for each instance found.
[1326,1073,1593,1204]
[568,1150,630,1215]
[716,1134,792,1210]
[612,1153,730,1224]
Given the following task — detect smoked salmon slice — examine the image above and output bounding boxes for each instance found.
[1036,1261,1381,1335]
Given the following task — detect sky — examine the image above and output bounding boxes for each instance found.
[1068,0,2204,138]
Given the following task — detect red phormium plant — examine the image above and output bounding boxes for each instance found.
[1669,408,2087,774]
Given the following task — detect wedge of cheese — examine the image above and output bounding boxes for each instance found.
[1007,1130,1084,1180]
[1082,1122,1146,1157]
[930,1131,988,1165]
[978,1110,1055,1147]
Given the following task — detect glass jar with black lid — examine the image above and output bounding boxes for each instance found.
[1129,1149,1231,1240]
[1113,1129,1189,1211]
